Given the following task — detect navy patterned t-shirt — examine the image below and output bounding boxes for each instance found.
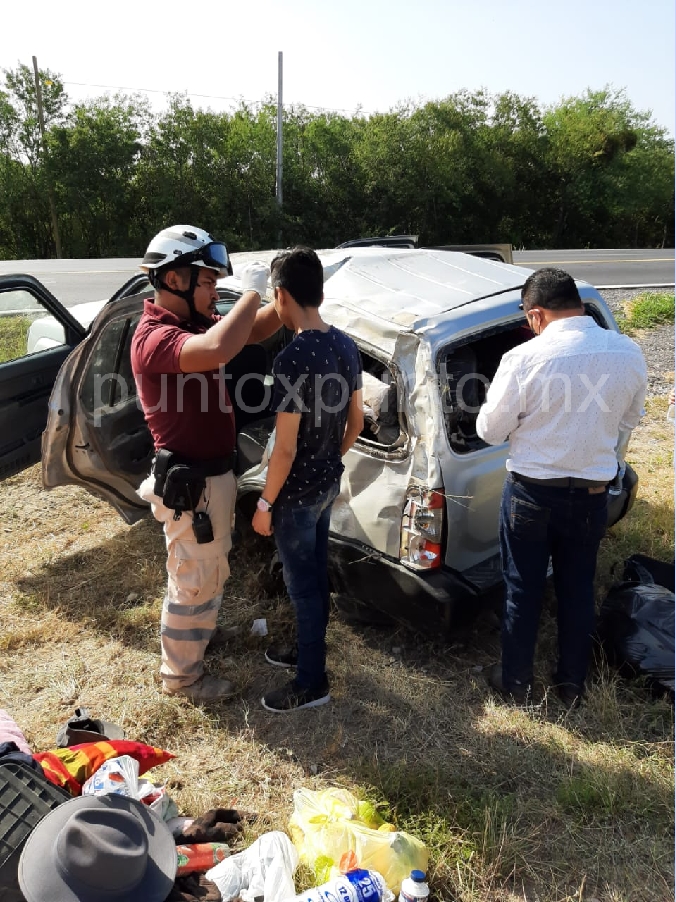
[272,326,362,506]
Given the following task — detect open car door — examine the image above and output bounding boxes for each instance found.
[0,275,86,480]
[41,283,281,525]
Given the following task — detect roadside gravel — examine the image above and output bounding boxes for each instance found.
[600,288,674,397]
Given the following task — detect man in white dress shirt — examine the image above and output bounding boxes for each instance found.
[476,268,647,706]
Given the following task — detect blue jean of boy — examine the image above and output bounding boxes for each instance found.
[500,473,608,694]
[272,482,340,691]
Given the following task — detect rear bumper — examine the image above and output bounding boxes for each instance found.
[327,534,480,633]
[327,463,639,634]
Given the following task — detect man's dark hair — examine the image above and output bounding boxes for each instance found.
[270,246,323,308]
[521,267,583,312]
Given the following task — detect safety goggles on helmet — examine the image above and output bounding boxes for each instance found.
[181,241,233,276]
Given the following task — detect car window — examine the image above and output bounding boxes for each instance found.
[80,313,140,415]
[438,307,612,455]
[358,350,406,451]
[0,289,67,363]
[439,322,533,454]
[583,302,612,327]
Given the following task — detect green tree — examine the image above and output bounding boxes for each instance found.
[0,75,673,259]
[542,87,665,247]
[48,94,150,256]
[134,96,278,251]
[0,63,68,257]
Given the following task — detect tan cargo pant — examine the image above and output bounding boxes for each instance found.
[138,470,237,690]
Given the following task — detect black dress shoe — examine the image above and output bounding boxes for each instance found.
[488,663,532,705]
[555,683,582,709]
[550,672,583,709]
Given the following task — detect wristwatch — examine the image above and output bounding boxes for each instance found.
[256,497,273,513]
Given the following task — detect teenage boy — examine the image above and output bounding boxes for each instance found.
[252,247,364,712]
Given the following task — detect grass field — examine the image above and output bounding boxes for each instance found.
[617,292,675,334]
[0,373,673,900]
[0,314,32,363]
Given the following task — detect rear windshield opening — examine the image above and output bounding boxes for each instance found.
[439,322,532,454]
[359,352,404,450]
[438,307,611,455]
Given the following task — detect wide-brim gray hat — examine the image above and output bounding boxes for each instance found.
[18,793,177,902]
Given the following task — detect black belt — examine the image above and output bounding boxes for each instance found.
[512,472,608,489]
[153,450,236,478]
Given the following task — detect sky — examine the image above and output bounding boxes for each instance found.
[1,0,674,135]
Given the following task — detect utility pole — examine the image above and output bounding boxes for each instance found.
[32,55,62,258]
[276,51,283,246]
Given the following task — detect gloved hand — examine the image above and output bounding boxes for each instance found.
[174,808,257,844]
[239,262,269,298]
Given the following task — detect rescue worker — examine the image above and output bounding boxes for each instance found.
[131,225,280,701]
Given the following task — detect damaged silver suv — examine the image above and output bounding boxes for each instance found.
[0,247,637,632]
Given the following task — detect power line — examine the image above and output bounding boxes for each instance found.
[62,80,374,116]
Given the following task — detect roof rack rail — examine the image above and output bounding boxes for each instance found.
[423,243,514,264]
[336,235,418,249]
[335,237,513,264]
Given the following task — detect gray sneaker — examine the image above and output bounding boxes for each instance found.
[163,675,236,701]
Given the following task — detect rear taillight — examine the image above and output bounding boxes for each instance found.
[400,485,445,570]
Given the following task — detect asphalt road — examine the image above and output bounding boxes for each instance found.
[0,249,673,309]
[513,248,675,288]
[0,258,140,307]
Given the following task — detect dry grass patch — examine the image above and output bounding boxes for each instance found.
[0,398,673,901]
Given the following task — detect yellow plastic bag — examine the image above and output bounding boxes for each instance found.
[288,787,427,894]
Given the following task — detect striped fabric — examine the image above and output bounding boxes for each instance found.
[33,740,174,795]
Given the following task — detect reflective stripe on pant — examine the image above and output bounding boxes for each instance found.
[138,470,236,689]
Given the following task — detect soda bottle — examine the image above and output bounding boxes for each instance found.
[175,842,230,876]
[287,868,391,902]
[398,869,429,902]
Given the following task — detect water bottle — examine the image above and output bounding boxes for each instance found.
[398,869,429,902]
[288,868,390,902]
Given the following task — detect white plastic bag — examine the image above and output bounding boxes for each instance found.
[136,777,179,821]
[81,754,178,821]
[206,830,299,902]
[81,754,139,797]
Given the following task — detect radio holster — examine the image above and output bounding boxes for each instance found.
[162,465,207,517]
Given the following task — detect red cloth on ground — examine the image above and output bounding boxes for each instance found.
[33,739,174,795]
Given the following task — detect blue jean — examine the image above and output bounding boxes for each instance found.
[499,474,608,692]
[272,482,340,690]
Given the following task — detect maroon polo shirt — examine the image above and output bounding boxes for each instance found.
[131,300,235,460]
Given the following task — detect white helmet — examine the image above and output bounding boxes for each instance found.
[140,225,232,278]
